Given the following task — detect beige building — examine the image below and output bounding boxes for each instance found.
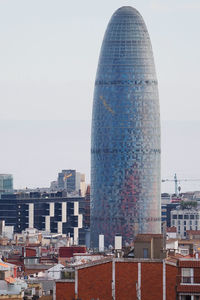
[134,234,165,259]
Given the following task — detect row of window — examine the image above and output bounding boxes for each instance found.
[172,220,198,226]
[172,214,199,219]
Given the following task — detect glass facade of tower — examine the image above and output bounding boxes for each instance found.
[91,6,161,247]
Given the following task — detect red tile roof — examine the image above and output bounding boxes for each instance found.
[5,277,16,284]
[178,239,200,245]
[170,253,184,258]
[167,226,177,233]
[186,230,200,235]
[179,260,200,268]
[0,261,10,268]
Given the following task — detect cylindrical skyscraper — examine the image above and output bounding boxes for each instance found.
[91,6,161,247]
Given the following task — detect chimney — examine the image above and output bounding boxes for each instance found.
[99,234,104,252]
[115,235,122,250]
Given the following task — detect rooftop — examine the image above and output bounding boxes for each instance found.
[186,230,200,235]
[134,234,163,242]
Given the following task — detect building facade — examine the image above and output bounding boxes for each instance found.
[91,6,161,247]
[56,258,178,300]
[0,174,13,197]
[58,170,76,192]
[0,192,87,245]
[161,193,171,226]
[57,170,86,196]
[56,257,200,300]
[171,208,200,239]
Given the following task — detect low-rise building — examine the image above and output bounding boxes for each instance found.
[56,256,200,300]
[177,258,200,300]
[187,230,200,240]
[56,257,177,300]
[134,234,165,259]
[166,238,179,255]
[0,259,27,299]
[45,263,65,280]
[166,226,177,239]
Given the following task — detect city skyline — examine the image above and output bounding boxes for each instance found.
[0,0,200,192]
[1,120,200,194]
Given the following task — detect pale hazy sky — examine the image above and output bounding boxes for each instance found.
[0,0,200,192]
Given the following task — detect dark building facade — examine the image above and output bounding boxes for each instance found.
[84,185,90,229]
[91,6,161,247]
[166,203,180,228]
[58,170,76,192]
[0,192,87,245]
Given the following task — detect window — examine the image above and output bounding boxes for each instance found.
[173,215,177,219]
[178,215,183,219]
[181,296,192,300]
[61,270,75,280]
[182,268,193,283]
[143,248,148,258]
[190,215,195,219]
[184,215,189,219]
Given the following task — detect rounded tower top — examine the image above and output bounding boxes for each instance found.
[106,5,146,31]
[114,6,141,16]
[97,5,153,71]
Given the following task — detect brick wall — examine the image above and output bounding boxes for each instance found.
[56,281,75,300]
[115,261,138,299]
[56,259,179,300]
[194,266,200,283]
[166,264,178,300]
[78,262,112,300]
[141,262,163,300]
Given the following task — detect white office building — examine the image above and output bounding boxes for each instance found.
[171,208,200,239]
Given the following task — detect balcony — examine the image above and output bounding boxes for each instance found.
[177,276,200,285]
[177,276,200,294]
